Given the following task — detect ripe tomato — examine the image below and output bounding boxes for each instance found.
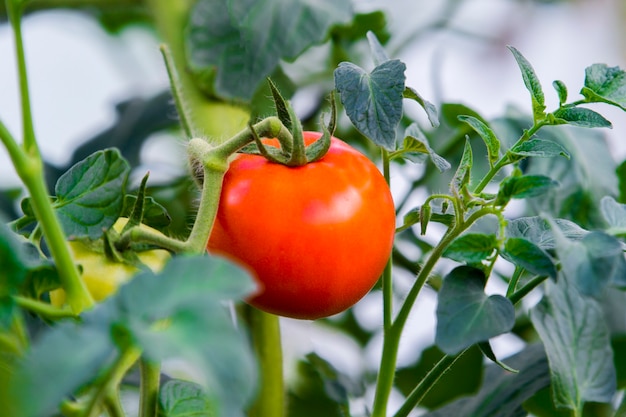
[208,132,396,320]
[50,218,170,306]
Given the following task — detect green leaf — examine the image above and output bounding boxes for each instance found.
[435,266,515,355]
[478,341,518,373]
[530,279,617,412]
[553,80,568,105]
[457,115,500,166]
[0,224,33,297]
[423,344,550,417]
[334,60,406,150]
[122,194,171,230]
[508,46,546,120]
[495,175,559,206]
[395,345,483,410]
[600,195,626,230]
[186,0,352,100]
[159,379,218,417]
[399,123,450,171]
[505,216,588,250]
[450,138,473,196]
[552,107,612,128]
[509,139,570,159]
[118,256,257,415]
[580,63,626,111]
[550,217,626,296]
[442,233,498,264]
[403,86,439,127]
[9,256,257,417]
[54,149,130,239]
[366,31,388,66]
[501,237,557,279]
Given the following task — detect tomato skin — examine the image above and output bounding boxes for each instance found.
[208,132,395,320]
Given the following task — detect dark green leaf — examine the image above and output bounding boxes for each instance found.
[335,60,406,150]
[403,86,439,127]
[450,138,473,196]
[457,115,500,166]
[435,266,515,355]
[530,279,617,411]
[159,379,217,417]
[122,194,171,230]
[400,123,450,171]
[552,107,612,128]
[509,139,570,159]
[187,0,352,100]
[617,159,626,203]
[478,341,518,373]
[423,344,550,417]
[580,63,626,111]
[496,175,559,206]
[54,149,130,239]
[505,216,587,250]
[508,46,546,120]
[0,223,33,297]
[442,233,498,264]
[396,345,483,410]
[553,80,568,105]
[501,237,557,279]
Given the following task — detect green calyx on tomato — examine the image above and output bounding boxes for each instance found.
[208,131,396,320]
[50,218,170,306]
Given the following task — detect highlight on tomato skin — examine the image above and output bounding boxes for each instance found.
[208,131,396,320]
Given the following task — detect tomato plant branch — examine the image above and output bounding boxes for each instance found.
[102,392,125,417]
[382,148,394,330]
[139,358,161,417]
[159,44,196,138]
[393,348,468,417]
[508,274,549,305]
[13,296,77,320]
[245,307,284,417]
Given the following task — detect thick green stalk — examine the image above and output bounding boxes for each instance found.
[381,148,393,331]
[246,307,284,417]
[139,359,161,417]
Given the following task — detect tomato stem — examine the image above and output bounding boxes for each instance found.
[381,148,393,331]
[160,43,197,138]
[245,307,284,417]
[139,358,161,417]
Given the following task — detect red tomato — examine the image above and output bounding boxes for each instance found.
[208,131,396,320]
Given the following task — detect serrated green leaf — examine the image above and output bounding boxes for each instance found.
[159,379,217,417]
[509,139,570,159]
[54,149,130,239]
[501,237,557,279]
[334,60,406,150]
[423,344,550,417]
[505,216,588,250]
[443,233,498,264]
[450,138,473,196]
[496,175,559,206]
[403,86,439,127]
[530,279,616,412]
[552,106,612,128]
[435,266,515,355]
[553,80,568,105]
[508,46,546,120]
[458,115,500,166]
[186,0,352,100]
[400,123,450,172]
[580,63,626,111]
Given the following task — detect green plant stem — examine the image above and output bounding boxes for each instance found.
[506,266,523,298]
[472,120,548,195]
[102,392,126,417]
[13,296,77,320]
[82,347,141,417]
[508,274,549,305]
[159,44,195,138]
[393,349,468,417]
[139,359,161,417]
[246,307,284,417]
[371,207,495,417]
[382,148,393,331]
